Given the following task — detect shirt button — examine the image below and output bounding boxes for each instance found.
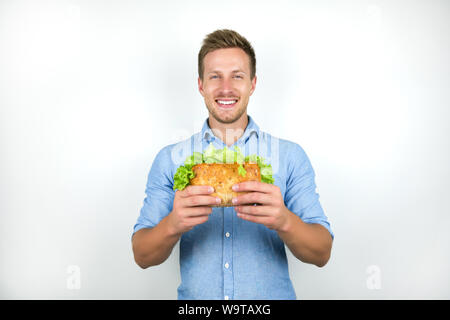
[225,232,230,238]
[224,262,229,269]
[224,295,229,300]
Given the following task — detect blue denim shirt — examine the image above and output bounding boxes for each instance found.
[133,115,333,300]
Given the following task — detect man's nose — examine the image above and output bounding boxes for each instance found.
[220,77,233,93]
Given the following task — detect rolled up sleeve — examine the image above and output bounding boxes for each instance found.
[133,146,175,236]
[284,143,334,239]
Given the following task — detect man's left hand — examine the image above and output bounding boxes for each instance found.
[232,181,291,232]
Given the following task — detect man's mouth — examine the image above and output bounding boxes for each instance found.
[215,98,239,109]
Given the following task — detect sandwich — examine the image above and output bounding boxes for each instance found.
[173,143,275,207]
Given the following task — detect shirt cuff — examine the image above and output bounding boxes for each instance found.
[302,218,334,240]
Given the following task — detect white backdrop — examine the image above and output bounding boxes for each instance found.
[1,0,449,299]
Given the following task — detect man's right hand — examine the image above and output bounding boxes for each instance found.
[167,185,221,236]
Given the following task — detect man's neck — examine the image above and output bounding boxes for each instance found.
[208,113,249,147]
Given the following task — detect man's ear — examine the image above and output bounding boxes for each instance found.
[249,75,257,96]
[198,77,205,97]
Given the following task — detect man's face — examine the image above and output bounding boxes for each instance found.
[198,48,257,124]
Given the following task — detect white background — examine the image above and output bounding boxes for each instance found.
[1,0,449,299]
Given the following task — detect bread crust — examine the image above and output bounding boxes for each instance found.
[190,163,261,207]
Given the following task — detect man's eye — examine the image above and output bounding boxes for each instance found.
[210,75,219,79]
[234,75,243,79]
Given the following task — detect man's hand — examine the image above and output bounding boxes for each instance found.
[167,185,221,236]
[132,185,219,268]
[232,181,291,232]
[232,181,332,267]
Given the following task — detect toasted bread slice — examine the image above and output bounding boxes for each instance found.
[190,163,260,207]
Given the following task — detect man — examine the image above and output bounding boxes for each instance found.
[132,29,334,300]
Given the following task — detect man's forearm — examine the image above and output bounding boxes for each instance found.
[277,210,333,267]
[132,215,181,268]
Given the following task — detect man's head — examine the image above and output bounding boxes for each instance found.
[198,29,257,125]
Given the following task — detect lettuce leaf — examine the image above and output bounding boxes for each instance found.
[238,164,247,177]
[203,143,223,163]
[173,165,195,191]
[184,151,203,169]
[223,146,235,164]
[260,163,275,184]
[233,146,245,164]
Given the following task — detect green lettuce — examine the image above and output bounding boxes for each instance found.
[238,164,247,177]
[184,151,203,169]
[173,165,196,191]
[172,143,275,191]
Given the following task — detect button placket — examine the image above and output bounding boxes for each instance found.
[223,207,233,300]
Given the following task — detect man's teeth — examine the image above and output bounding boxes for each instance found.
[217,100,237,105]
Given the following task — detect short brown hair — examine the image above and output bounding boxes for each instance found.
[198,29,256,80]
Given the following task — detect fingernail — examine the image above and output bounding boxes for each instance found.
[232,184,239,191]
[209,187,214,193]
[216,197,221,204]
[232,197,237,205]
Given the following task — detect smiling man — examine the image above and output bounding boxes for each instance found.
[132,29,334,300]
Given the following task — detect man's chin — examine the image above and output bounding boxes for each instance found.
[214,116,239,124]
[211,111,245,124]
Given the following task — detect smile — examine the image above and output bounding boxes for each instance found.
[215,99,238,109]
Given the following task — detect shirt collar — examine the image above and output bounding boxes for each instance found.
[202,115,260,144]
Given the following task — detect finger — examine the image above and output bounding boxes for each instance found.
[232,181,275,194]
[186,215,210,227]
[184,206,213,217]
[232,192,272,206]
[180,185,214,198]
[237,212,272,225]
[184,195,221,207]
[234,204,271,216]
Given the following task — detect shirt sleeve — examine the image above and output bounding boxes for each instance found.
[284,143,334,239]
[132,146,175,236]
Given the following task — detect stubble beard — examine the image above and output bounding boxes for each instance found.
[205,100,248,124]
